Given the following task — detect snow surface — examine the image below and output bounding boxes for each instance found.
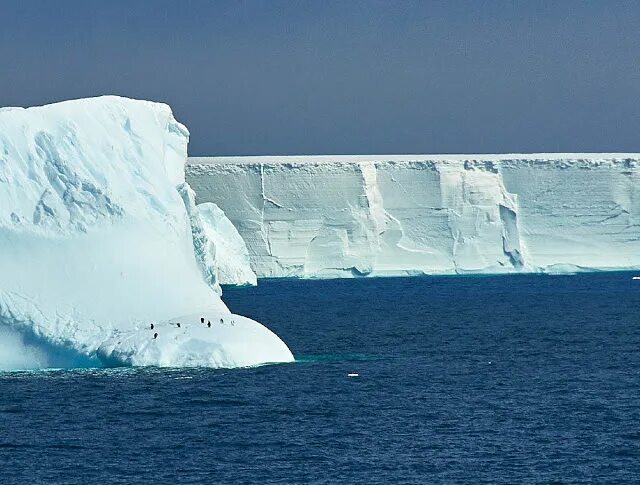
[98,313,292,368]
[188,155,640,278]
[0,96,292,370]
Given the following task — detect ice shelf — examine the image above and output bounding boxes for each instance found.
[188,154,640,278]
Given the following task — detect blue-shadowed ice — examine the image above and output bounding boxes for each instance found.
[0,96,293,370]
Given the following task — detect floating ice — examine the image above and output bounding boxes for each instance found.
[0,96,292,370]
[187,154,640,278]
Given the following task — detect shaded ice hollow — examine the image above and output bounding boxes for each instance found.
[187,155,640,278]
[0,96,293,370]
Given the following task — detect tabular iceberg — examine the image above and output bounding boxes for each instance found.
[187,155,640,278]
[0,96,293,370]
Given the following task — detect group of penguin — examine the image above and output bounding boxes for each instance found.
[150,316,236,339]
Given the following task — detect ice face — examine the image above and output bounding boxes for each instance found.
[0,96,292,369]
[197,202,257,286]
[187,154,640,278]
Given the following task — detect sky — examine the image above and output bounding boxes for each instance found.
[1,0,639,155]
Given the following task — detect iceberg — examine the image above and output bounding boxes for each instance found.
[0,96,293,370]
[187,154,640,278]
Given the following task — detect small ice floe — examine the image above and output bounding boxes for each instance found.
[347,373,359,377]
[632,276,640,280]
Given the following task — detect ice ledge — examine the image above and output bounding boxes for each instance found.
[97,312,293,368]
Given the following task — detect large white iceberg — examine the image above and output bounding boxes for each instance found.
[187,154,640,277]
[0,96,293,370]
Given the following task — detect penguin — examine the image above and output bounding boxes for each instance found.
[176,323,181,328]
[150,323,154,330]
[153,333,158,339]
[207,321,211,328]
[200,317,205,323]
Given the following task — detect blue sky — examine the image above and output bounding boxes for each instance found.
[1,1,639,155]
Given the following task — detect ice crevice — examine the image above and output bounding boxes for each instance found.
[259,163,273,257]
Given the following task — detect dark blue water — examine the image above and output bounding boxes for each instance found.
[1,273,640,484]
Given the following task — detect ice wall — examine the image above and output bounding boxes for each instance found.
[187,154,640,278]
[198,202,257,286]
[0,97,291,369]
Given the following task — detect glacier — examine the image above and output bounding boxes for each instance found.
[0,96,293,370]
[187,154,640,278]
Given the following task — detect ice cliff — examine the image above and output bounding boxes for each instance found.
[0,96,292,370]
[187,154,640,278]
[198,203,257,286]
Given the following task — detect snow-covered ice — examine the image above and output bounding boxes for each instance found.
[97,313,292,368]
[0,96,292,370]
[187,154,640,278]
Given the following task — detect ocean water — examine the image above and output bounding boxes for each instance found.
[1,273,639,484]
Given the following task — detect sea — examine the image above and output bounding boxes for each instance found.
[1,273,639,484]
